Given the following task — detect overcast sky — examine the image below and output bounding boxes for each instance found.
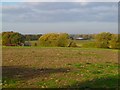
[1,1,118,34]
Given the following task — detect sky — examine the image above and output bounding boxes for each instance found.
[0,1,119,34]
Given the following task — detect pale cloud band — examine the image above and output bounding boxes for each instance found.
[1,1,118,34]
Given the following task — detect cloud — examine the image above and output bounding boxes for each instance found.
[1,1,118,34]
[2,2,118,23]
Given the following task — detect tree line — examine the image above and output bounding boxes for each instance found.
[24,34,42,41]
[1,31,120,49]
[2,31,42,46]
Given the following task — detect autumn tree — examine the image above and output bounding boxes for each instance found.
[57,33,69,47]
[39,33,69,47]
[95,32,112,48]
[2,31,25,46]
[109,34,120,49]
[24,34,42,41]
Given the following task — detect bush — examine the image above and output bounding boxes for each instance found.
[109,34,120,49]
[95,32,112,48]
[39,33,69,47]
[2,31,25,46]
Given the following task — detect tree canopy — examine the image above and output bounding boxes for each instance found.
[2,31,25,46]
[95,32,120,49]
[95,32,112,48]
[109,34,120,49]
[39,33,69,47]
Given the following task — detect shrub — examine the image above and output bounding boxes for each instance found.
[109,34,120,49]
[2,31,25,46]
[39,33,69,47]
[95,32,112,48]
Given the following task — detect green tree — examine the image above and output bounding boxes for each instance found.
[2,31,25,46]
[95,32,112,48]
[57,33,69,47]
[39,33,69,47]
[24,34,42,41]
[2,32,11,45]
[109,34,120,49]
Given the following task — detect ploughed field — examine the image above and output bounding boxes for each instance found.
[2,47,119,88]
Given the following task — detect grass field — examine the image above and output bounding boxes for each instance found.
[2,47,119,89]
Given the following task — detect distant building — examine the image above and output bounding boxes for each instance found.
[75,37,85,40]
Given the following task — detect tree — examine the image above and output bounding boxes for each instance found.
[24,34,42,41]
[2,31,25,46]
[2,32,11,45]
[57,33,69,47]
[39,33,69,47]
[109,34,120,49]
[95,32,112,48]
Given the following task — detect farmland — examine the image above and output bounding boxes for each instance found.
[2,47,119,88]
[1,1,119,89]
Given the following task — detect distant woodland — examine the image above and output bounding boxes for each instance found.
[1,31,120,49]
